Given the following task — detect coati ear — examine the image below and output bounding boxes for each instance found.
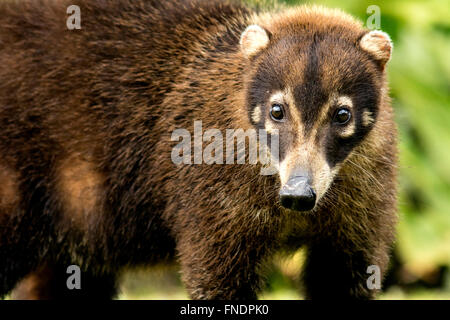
[360,30,393,69]
[240,25,270,59]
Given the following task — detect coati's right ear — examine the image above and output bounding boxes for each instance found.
[240,25,270,59]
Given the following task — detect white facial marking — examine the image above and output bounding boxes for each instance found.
[252,105,262,123]
[269,91,284,104]
[362,110,374,127]
[264,118,277,135]
[337,96,353,109]
[340,122,356,138]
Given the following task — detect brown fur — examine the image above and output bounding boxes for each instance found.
[0,161,20,215]
[56,155,104,227]
[0,0,397,299]
[10,264,53,300]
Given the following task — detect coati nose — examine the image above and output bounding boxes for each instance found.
[279,176,317,212]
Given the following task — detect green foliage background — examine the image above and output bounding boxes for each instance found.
[119,0,450,300]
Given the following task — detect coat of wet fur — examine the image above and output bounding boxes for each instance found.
[0,0,397,299]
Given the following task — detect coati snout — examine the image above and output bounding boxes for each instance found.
[279,175,316,211]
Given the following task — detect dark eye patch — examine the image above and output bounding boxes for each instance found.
[325,86,379,167]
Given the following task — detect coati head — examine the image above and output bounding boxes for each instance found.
[240,7,393,212]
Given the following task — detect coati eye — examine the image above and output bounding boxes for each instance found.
[333,108,352,125]
[270,104,285,121]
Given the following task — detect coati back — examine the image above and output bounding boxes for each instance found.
[0,0,397,299]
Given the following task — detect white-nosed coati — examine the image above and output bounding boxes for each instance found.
[0,0,397,299]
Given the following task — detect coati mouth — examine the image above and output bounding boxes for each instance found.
[279,176,317,212]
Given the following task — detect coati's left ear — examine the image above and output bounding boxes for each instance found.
[240,25,271,59]
[359,30,393,69]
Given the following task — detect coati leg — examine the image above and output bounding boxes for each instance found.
[177,229,271,300]
[302,238,392,299]
[0,256,36,299]
[11,263,118,300]
[0,216,42,299]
